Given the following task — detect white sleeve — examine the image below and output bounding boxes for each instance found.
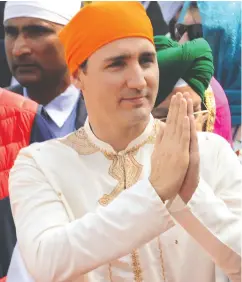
[7,244,34,282]
[9,149,175,282]
[167,135,242,281]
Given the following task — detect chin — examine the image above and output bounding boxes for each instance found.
[124,108,151,124]
[15,77,41,88]
[14,70,41,87]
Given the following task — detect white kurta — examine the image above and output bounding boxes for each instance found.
[9,116,241,282]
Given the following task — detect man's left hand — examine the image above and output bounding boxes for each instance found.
[179,93,200,204]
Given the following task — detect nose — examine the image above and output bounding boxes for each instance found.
[126,64,147,91]
[12,35,31,57]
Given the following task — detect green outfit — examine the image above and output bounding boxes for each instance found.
[155,36,214,107]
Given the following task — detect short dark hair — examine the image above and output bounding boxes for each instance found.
[80,59,88,73]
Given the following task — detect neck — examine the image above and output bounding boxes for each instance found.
[89,117,150,152]
[26,74,70,105]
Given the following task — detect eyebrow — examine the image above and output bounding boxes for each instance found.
[103,51,156,63]
[5,24,55,34]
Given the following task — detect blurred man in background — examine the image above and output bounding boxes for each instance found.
[0,1,85,280]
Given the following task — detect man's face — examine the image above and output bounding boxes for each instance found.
[4,17,68,87]
[178,8,202,43]
[152,85,208,131]
[75,37,159,127]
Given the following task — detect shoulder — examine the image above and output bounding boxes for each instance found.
[6,84,24,95]
[16,127,98,165]
[17,137,76,162]
[198,131,231,149]
[198,131,236,164]
[0,88,37,114]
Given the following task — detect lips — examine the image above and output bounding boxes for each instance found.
[16,64,37,68]
[122,96,146,101]
[120,96,147,107]
[14,64,39,74]
[13,62,38,69]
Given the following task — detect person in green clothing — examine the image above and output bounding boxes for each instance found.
[152,36,215,132]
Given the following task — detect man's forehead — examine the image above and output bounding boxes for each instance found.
[94,37,156,60]
[4,17,56,28]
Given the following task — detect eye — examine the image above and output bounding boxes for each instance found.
[108,60,125,68]
[26,26,54,38]
[4,27,18,38]
[139,55,154,66]
[24,25,55,38]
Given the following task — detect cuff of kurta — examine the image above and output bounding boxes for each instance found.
[187,177,215,211]
[166,178,214,215]
[143,179,175,230]
[166,195,187,213]
[141,179,166,209]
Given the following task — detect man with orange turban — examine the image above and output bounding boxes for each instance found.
[8,2,241,282]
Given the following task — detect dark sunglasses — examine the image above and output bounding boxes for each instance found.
[175,23,203,41]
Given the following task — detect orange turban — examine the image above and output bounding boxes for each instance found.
[59,1,154,74]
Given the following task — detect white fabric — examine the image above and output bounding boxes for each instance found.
[4,1,82,25]
[157,1,184,24]
[174,78,188,88]
[10,77,18,87]
[140,1,150,10]
[141,1,184,24]
[23,85,79,128]
[7,245,33,282]
[8,117,241,282]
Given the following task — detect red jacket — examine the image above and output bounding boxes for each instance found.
[0,88,38,280]
[0,88,38,198]
[0,86,87,279]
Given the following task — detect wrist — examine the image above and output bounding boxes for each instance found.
[148,177,168,203]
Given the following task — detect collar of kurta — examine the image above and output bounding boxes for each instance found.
[23,85,80,128]
[84,115,158,155]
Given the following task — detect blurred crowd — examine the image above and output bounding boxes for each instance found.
[0,1,241,151]
[0,1,241,282]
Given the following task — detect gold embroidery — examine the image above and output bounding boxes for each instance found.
[59,120,159,207]
[60,120,161,281]
[108,263,113,282]
[103,153,145,279]
[99,121,162,280]
[99,119,160,206]
[148,119,161,145]
[157,237,166,282]
[125,153,143,188]
[204,89,216,133]
[60,127,99,155]
[61,119,160,157]
[99,152,143,206]
[131,250,143,282]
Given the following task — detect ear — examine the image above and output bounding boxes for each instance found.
[71,68,85,90]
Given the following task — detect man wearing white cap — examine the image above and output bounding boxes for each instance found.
[7,2,241,282]
[4,1,87,138]
[0,2,84,281]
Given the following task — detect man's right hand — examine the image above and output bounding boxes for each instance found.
[149,93,192,202]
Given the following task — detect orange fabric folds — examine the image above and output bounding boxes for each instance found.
[59,1,154,74]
